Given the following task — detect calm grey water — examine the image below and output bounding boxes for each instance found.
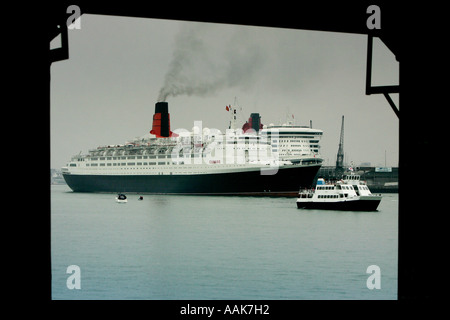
[51,184,398,300]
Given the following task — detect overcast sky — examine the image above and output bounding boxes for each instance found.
[51,14,399,169]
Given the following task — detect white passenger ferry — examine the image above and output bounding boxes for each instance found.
[296,174,382,211]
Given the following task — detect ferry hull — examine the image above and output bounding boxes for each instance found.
[296,197,381,211]
[63,164,320,197]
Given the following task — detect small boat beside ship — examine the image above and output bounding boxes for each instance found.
[296,174,382,211]
[116,193,127,203]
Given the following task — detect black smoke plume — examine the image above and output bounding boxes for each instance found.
[158,24,265,102]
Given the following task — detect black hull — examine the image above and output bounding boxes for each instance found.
[296,198,381,211]
[63,165,320,196]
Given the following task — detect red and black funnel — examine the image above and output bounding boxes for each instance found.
[242,113,263,133]
[150,102,176,138]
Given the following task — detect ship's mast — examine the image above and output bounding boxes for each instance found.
[227,105,237,130]
[228,97,239,130]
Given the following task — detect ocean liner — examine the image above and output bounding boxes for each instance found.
[61,102,323,196]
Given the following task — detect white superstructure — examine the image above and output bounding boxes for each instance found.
[62,126,321,176]
[261,123,322,163]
